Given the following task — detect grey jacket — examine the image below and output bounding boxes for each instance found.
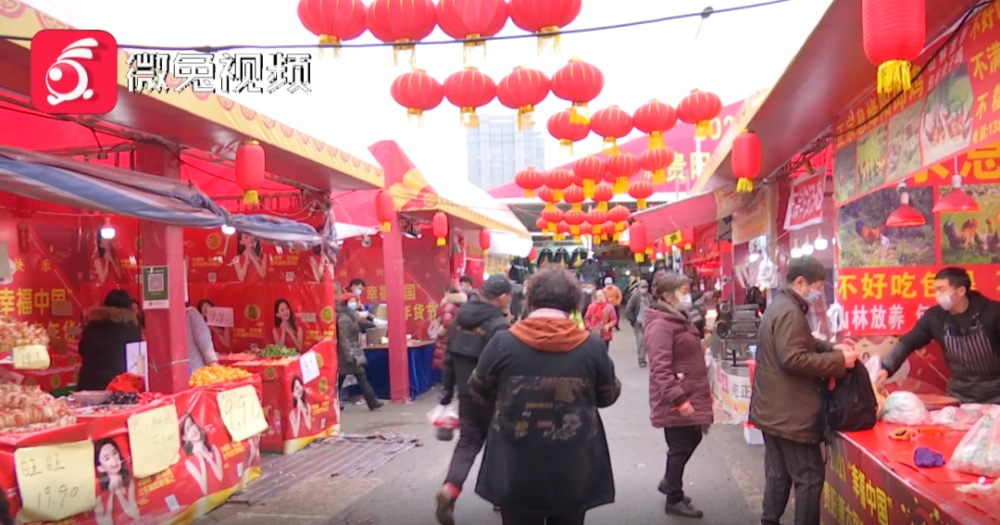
[625,291,652,326]
[185,307,218,371]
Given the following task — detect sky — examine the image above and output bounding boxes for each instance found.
[22,0,833,188]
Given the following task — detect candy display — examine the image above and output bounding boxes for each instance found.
[0,382,75,433]
[258,345,300,358]
[0,316,49,350]
[189,364,252,387]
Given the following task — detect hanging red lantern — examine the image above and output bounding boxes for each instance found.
[633,99,678,149]
[508,0,582,54]
[640,147,676,186]
[550,59,604,124]
[563,184,585,212]
[541,208,564,232]
[538,185,557,211]
[374,190,395,232]
[564,209,586,236]
[298,0,367,59]
[443,66,497,129]
[547,109,590,155]
[534,216,548,232]
[515,166,544,198]
[677,89,723,140]
[574,155,606,199]
[543,168,573,201]
[590,105,633,155]
[606,151,639,195]
[628,179,654,209]
[236,140,265,205]
[732,130,762,193]
[601,220,615,241]
[586,209,607,236]
[592,182,613,212]
[629,222,648,263]
[608,204,630,232]
[528,245,538,261]
[366,0,437,66]
[556,220,571,240]
[432,211,449,246]
[862,0,925,94]
[497,66,550,130]
[436,0,508,64]
[579,221,593,239]
[391,69,444,126]
[479,229,491,254]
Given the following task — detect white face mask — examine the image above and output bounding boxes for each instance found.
[604,279,613,286]
[676,293,693,310]
[937,292,957,311]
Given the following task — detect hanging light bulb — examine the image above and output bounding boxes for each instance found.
[802,240,815,256]
[790,241,802,258]
[749,251,761,263]
[933,162,979,213]
[221,224,236,235]
[100,218,116,240]
[886,184,926,227]
[814,234,829,251]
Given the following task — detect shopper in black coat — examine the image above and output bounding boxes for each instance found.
[77,290,143,391]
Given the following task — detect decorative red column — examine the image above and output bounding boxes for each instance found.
[134,142,189,393]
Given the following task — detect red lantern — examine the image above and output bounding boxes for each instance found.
[633,99,678,149]
[543,168,573,201]
[541,208,564,232]
[436,0,508,64]
[374,190,395,232]
[366,0,437,66]
[586,209,607,236]
[608,204,630,232]
[563,184,585,212]
[479,229,491,254]
[556,220,571,240]
[629,222,648,263]
[236,140,265,205]
[862,0,925,94]
[538,185,557,211]
[628,179,654,209]
[732,130,762,193]
[640,147,676,186]
[515,166,544,198]
[443,67,497,129]
[601,220,615,241]
[391,69,444,126]
[564,209,586,236]
[528,245,537,261]
[534,217,548,233]
[547,109,589,155]
[298,0,367,59]
[432,211,449,246]
[579,221,593,238]
[590,105,633,155]
[574,155,606,199]
[550,59,604,124]
[497,66,550,130]
[508,0,582,54]
[606,151,639,195]
[677,89,723,140]
[592,183,613,212]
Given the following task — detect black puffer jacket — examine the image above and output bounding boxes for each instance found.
[78,306,143,391]
[441,301,509,402]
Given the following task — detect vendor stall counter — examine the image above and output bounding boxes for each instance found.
[348,340,436,401]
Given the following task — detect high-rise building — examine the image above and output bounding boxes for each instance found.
[466,115,546,190]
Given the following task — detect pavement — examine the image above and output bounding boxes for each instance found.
[195,323,785,525]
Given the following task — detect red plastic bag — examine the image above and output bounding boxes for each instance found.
[106,373,145,393]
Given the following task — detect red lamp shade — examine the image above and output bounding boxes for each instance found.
[629,222,648,263]
[543,168,573,201]
[432,211,449,246]
[298,0,368,58]
[497,66,550,130]
[574,155,606,199]
[538,185,557,211]
[443,67,497,129]
[732,130,762,193]
[515,166,544,198]
[862,0,926,94]
[508,0,582,54]
[550,59,604,124]
[235,140,265,205]
[541,208,564,232]
[564,209,586,236]
[586,209,607,236]
[391,69,444,126]
[677,89,723,140]
[885,190,926,227]
[606,151,639,195]
[590,105,634,155]
[528,245,538,261]
[547,109,590,155]
[933,175,980,213]
[563,184,585,212]
[640,147,676,186]
[479,229,492,254]
[633,99,677,149]
[608,204,631,232]
[592,183,614,212]
[628,179,654,209]
[435,0,508,64]
[374,190,395,232]
[366,0,437,66]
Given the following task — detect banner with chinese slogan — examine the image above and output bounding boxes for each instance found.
[731,187,773,244]
[784,172,826,230]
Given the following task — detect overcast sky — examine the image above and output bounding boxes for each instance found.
[23,0,833,186]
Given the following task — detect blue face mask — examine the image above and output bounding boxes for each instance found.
[353,288,362,297]
[807,290,822,302]
[347,302,358,311]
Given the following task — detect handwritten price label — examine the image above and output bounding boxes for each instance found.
[13,345,50,370]
[206,306,235,328]
[299,350,320,384]
[217,385,268,442]
[14,440,96,522]
[127,404,180,478]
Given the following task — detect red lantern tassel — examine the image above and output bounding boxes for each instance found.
[649,131,663,149]
[436,237,446,247]
[598,202,608,212]
[560,139,574,156]
[548,223,557,232]
[634,252,644,263]
[583,179,595,199]
[524,189,535,198]
[614,177,628,195]
[684,243,692,250]
[637,198,647,210]
[381,221,392,232]
[602,137,618,156]
[518,105,535,130]
[574,235,581,244]
[461,108,480,129]
[593,225,602,235]
[553,189,564,201]
[537,25,562,55]
[407,108,425,128]
[572,203,581,212]
[319,35,342,60]
[653,169,666,185]
[737,178,754,193]
[878,60,912,94]
[694,121,712,140]
[615,222,625,232]
[243,190,259,205]
[570,102,590,124]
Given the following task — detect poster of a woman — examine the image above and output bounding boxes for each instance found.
[307,225,335,283]
[287,375,313,438]
[230,232,267,283]
[272,298,304,351]
[93,231,123,285]
[92,438,140,525]
[198,299,232,351]
[180,413,224,496]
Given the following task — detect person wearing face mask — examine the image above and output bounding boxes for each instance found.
[603,276,624,331]
[585,289,618,350]
[348,278,376,331]
[459,275,481,302]
[879,267,1000,403]
[625,279,653,367]
[749,256,858,525]
[336,289,383,411]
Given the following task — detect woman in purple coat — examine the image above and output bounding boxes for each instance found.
[643,272,713,519]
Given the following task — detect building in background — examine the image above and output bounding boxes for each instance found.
[467,115,546,190]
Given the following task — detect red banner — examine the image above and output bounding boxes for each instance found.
[784,172,825,230]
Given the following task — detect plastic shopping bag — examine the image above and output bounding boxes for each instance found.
[882,391,930,425]
[949,410,1000,477]
[864,357,889,416]
[427,404,460,441]
[931,405,987,431]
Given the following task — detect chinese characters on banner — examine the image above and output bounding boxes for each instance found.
[731,185,773,244]
[784,172,826,230]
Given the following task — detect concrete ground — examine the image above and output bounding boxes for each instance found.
[196,324,782,525]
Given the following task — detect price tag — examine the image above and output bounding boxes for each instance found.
[127,404,180,478]
[206,307,235,328]
[14,440,96,522]
[217,385,268,442]
[13,345,50,370]
[299,350,320,384]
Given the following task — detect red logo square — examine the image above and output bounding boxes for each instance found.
[31,30,118,115]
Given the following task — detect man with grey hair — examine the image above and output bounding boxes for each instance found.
[625,278,653,367]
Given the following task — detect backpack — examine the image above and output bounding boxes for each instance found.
[824,365,878,436]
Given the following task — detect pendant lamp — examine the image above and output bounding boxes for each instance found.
[814,234,829,251]
[932,174,979,213]
[801,237,815,256]
[885,186,926,227]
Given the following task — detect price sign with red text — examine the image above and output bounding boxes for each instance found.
[784,173,825,230]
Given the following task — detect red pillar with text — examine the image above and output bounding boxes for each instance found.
[134,142,189,393]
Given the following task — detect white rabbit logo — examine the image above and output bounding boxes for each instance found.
[45,37,99,106]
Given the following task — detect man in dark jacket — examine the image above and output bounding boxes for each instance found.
[436,274,512,525]
[749,256,858,525]
[77,290,143,391]
[625,279,652,367]
[459,274,481,302]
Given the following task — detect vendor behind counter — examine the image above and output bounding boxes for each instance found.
[880,267,1000,403]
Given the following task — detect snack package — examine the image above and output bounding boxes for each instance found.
[949,413,1000,477]
[427,404,460,441]
[882,391,930,425]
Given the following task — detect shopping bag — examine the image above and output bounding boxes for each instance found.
[948,408,1000,477]
[427,404,460,441]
